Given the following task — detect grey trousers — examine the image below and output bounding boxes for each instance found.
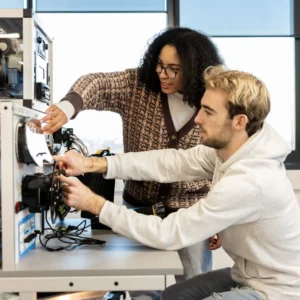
[176,239,212,281]
[129,241,212,300]
[161,268,264,300]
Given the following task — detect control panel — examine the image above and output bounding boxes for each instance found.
[18,213,35,259]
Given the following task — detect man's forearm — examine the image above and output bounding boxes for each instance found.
[85,157,108,174]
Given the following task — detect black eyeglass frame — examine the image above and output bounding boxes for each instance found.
[155,63,180,79]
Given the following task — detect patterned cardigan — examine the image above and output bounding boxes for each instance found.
[62,68,212,210]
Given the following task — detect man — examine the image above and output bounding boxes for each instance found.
[56,66,300,300]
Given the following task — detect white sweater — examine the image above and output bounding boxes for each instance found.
[100,123,300,300]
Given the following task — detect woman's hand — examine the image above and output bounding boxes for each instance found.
[41,104,68,134]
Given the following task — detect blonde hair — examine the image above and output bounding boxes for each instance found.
[204,65,271,136]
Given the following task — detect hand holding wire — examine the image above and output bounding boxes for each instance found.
[53,150,90,176]
[57,174,106,216]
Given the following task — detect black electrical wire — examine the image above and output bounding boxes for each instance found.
[65,133,89,157]
[36,212,105,252]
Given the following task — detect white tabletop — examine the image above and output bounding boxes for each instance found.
[0,220,183,278]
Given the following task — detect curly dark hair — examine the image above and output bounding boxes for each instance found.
[138,27,223,108]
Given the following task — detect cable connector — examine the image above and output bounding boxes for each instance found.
[24,233,37,243]
[67,225,78,231]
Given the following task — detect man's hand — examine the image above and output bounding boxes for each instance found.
[53,150,108,176]
[208,234,222,250]
[53,150,92,176]
[58,174,106,215]
[41,104,68,134]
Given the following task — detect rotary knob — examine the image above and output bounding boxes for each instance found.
[36,36,42,44]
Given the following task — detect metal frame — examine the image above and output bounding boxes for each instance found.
[23,16,35,102]
[24,10,54,111]
[0,8,53,110]
[0,8,53,270]
[167,0,178,27]
[0,102,41,270]
[0,103,16,270]
[0,9,23,17]
[284,0,300,168]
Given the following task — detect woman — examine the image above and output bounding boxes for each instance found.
[41,27,223,299]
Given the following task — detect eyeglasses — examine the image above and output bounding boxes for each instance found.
[155,63,180,79]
